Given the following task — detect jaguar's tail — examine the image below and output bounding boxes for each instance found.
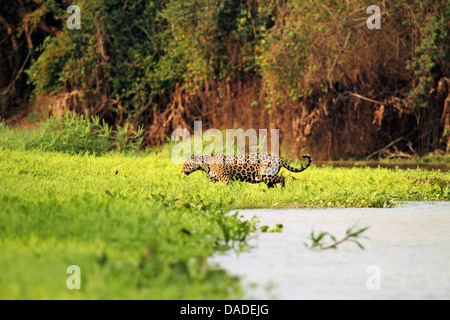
[281,154,312,173]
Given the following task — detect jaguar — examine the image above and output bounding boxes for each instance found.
[181,153,312,188]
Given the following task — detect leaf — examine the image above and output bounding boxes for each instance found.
[351,240,365,250]
[348,226,369,238]
[315,231,328,242]
[345,224,355,235]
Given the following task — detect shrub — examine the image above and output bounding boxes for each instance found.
[0,112,143,155]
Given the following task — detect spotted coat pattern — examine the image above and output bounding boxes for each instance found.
[181,153,312,188]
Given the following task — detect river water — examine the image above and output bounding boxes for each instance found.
[210,201,450,300]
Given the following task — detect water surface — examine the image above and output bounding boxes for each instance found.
[210,202,450,299]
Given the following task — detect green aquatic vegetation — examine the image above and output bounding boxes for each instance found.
[260,224,283,233]
[0,149,252,299]
[304,225,370,250]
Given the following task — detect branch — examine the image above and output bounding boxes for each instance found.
[349,92,385,105]
[0,14,18,51]
[37,21,61,37]
[328,30,353,87]
[366,136,404,160]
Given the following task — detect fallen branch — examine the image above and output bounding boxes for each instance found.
[366,136,404,160]
[382,145,413,159]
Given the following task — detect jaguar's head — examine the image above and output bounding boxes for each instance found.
[181,155,202,176]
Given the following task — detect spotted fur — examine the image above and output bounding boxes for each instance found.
[181,153,312,188]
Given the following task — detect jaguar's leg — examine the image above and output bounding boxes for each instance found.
[215,172,231,185]
[279,171,286,187]
[265,175,285,188]
[279,175,286,187]
[263,176,274,188]
[205,172,217,182]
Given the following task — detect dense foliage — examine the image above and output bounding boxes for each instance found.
[1,0,449,158]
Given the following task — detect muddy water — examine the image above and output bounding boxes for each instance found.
[210,202,450,300]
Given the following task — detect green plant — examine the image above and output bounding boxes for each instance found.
[0,147,256,299]
[260,224,283,232]
[304,224,369,250]
[0,111,143,155]
[405,2,450,109]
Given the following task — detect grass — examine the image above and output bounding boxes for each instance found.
[0,148,256,299]
[0,117,449,299]
[0,112,143,155]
